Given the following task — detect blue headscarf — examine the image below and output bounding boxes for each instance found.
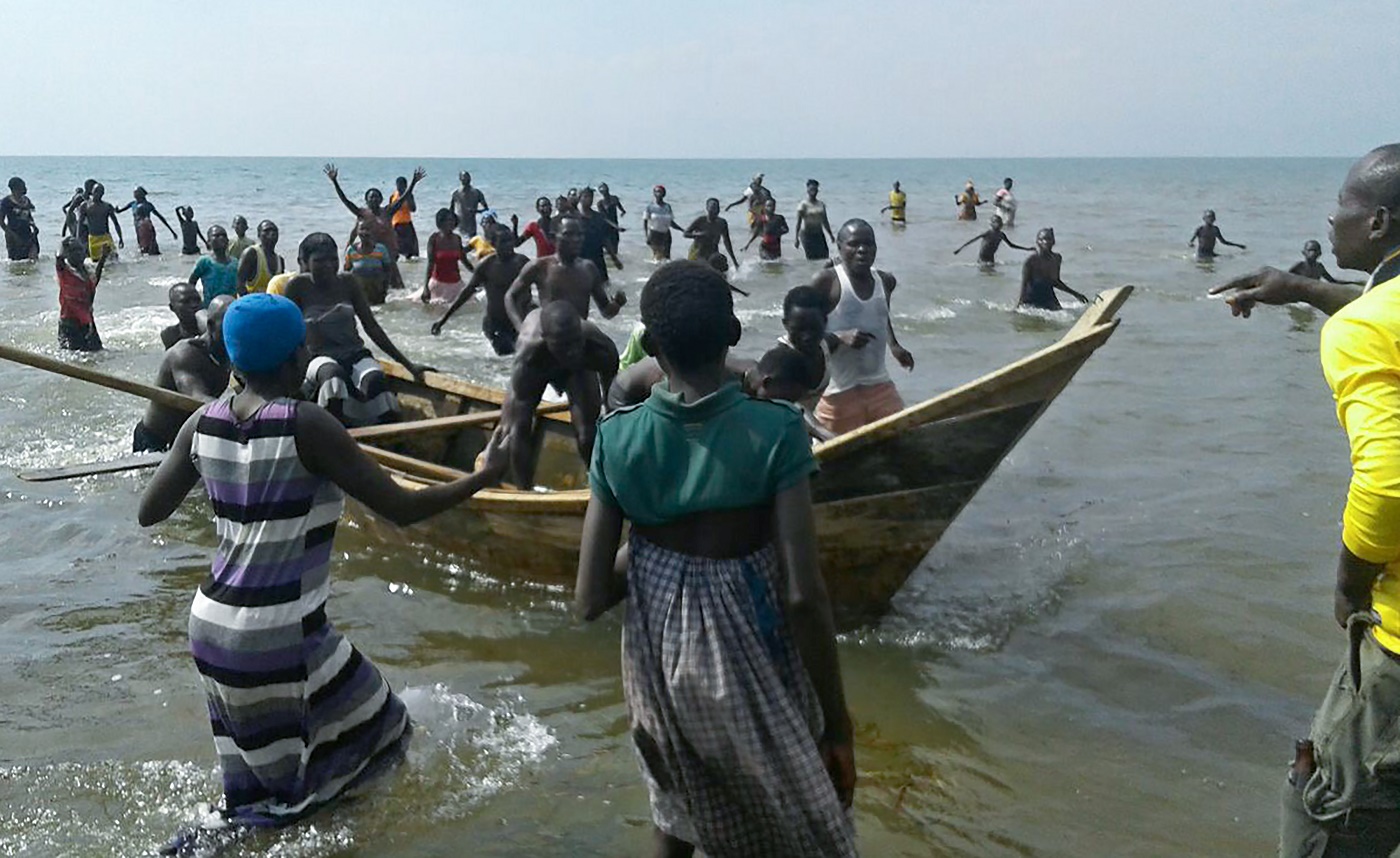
[222,293,306,374]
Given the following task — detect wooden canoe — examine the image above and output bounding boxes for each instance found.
[358,286,1133,625]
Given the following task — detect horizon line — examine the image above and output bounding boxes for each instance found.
[0,153,1358,161]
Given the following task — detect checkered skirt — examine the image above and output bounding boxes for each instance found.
[622,535,856,856]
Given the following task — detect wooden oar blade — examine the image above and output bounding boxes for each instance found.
[18,453,166,482]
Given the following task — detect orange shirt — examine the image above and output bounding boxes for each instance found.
[389,192,413,227]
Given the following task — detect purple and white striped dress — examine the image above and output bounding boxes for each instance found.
[188,397,409,826]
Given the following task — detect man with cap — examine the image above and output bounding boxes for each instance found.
[134,294,233,453]
[138,292,507,844]
[1211,144,1400,856]
[643,185,683,261]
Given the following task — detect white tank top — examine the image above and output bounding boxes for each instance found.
[825,264,891,394]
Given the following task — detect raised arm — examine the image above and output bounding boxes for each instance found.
[323,163,362,216]
[385,167,426,217]
[297,401,506,526]
[92,247,112,286]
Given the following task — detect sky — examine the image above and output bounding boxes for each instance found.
[3,0,1395,159]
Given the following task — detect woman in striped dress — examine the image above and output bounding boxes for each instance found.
[139,293,506,829]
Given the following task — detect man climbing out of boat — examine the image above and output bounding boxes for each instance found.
[504,214,626,334]
[498,301,619,488]
[134,294,233,453]
[575,259,856,858]
[811,218,914,435]
[431,223,532,355]
[160,282,204,350]
[1210,143,1400,858]
[138,293,508,850]
[282,232,433,426]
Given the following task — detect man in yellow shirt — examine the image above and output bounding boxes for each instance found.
[881,181,907,224]
[1213,143,1400,857]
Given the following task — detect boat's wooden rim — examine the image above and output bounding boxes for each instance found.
[382,285,1133,509]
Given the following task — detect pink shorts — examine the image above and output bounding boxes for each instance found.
[427,277,465,304]
[815,381,905,435]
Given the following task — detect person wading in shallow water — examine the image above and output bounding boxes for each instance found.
[575,260,856,858]
[160,282,205,350]
[117,186,177,255]
[138,293,507,853]
[1210,143,1400,858]
[1019,228,1088,310]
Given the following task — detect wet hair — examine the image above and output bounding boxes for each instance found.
[258,219,277,233]
[1351,144,1400,210]
[83,179,97,193]
[782,284,828,319]
[640,261,735,372]
[396,176,408,187]
[8,176,23,191]
[706,197,720,206]
[757,345,813,387]
[435,208,458,229]
[806,179,819,188]
[365,188,383,203]
[134,185,147,196]
[536,196,551,208]
[837,218,875,242]
[707,252,729,273]
[168,282,198,302]
[298,231,338,262]
[92,182,105,195]
[1304,239,1322,251]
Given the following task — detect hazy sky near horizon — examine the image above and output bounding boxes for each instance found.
[4,0,1394,159]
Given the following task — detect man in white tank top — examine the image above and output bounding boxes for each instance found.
[811,219,915,435]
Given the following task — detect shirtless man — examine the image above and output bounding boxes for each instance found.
[954,215,1032,269]
[1189,210,1246,260]
[450,171,488,238]
[432,224,533,355]
[499,301,619,488]
[236,219,284,294]
[160,282,205,350]
[1020,228,1089,310]
[79,183,124,260]
[1289,239,1363,285]
[683,198,740,269]
[1,177,39,261]
[134,294,232,453]
[993,178,1017,227]
[505,215,626,331]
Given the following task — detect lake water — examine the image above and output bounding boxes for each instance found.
[0,155,1358,855]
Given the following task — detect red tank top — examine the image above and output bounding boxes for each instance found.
[431,241,462,283]
[56,260,95,324]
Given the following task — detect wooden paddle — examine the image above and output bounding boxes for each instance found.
[19,453,166,482]
[0,343,556,483]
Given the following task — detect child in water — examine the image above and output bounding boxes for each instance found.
[56,236,109,351]
[576,260,856,857]
[955,214,1032,269]
[1289,239,1363,284]
[177,206,208,256]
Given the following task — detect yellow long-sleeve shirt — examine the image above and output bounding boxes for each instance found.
[1321,271,1400,652]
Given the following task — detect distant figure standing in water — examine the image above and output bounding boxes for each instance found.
[79,182,124,260]
[684,198,740,269]
[389,175,419,259]
[138,293,507,839]
[596,182,626,258]
[56,236,109,351]
[228,215,255,258]
[881,181,907,224]
[644,185,682,261]
[1289,239,1362,284]
[118,186,178,256]
[726,173,772,227]
[450,171,488,238]
[1019,228,1088,310]
[744,198,789,261]
[955,215,1031,269]
[955,180,983,221]
[1189,210,1246,260]
[177,206,208,255]
[795,179,836,261]
[575,260,856,858]
[813,219,915,434]
[993,177,1017,227]
[1,177,39,260]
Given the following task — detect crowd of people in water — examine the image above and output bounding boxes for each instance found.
[1,159,1381,856]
